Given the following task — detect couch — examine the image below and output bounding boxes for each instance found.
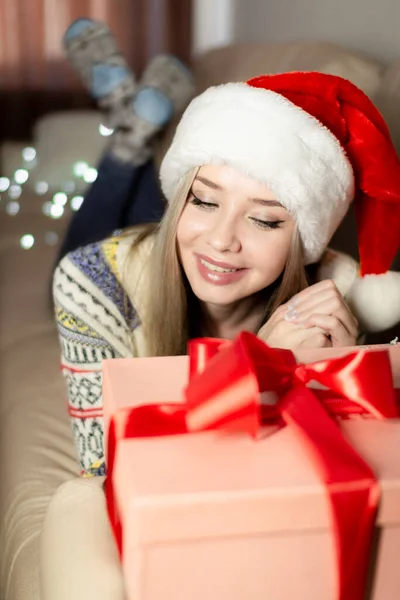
[1,41,399,600]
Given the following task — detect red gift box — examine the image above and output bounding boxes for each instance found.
[104,336,400,600]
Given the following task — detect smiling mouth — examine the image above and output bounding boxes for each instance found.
[199,258,242,273]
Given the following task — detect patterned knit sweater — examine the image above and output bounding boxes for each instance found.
[53,230,359,474]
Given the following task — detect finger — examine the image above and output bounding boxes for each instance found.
[260,320,330,349]
[292,298,357,335]
[284,292,339,324]
[289,288,340,314]
[306,314,357,346]
[299,332,333,348]
[287,279,338,307]
[284,282,341,322]
[263,300,292,330]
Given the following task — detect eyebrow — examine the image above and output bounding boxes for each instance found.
[194,176,283,207]
[195,176,222,190]
[252,198,283,208]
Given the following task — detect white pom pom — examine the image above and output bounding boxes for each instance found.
[347,272,400,332]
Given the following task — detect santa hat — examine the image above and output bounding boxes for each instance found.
[160,72,400,332]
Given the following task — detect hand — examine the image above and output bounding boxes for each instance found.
[258,280,358,349]
[258,304,332,349]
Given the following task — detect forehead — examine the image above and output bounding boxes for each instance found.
[196,164,278,200]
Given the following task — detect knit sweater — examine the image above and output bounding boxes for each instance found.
[53,230,359,474]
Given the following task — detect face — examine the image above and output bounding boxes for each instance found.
[176,165,295,309]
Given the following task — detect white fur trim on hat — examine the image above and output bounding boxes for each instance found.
[347,272,400,332]
[160,82,355,264]
[316,249,400,332]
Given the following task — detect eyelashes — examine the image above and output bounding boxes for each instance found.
[189,195,217,210]
[251,218,283,230]
[188,194,284,231]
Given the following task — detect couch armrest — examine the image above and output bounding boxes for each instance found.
[40,477,125,600]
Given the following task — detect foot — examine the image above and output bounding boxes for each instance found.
[63,18,136,128]
[110,55,196,164]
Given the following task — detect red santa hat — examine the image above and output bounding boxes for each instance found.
[160,72,400,332]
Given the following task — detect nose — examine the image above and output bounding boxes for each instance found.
[206,213,241,253]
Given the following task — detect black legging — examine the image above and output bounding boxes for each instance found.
[57,153,165,263]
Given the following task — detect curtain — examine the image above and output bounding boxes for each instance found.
[0,0,192,139]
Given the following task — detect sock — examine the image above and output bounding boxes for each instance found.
[109,54,196,165]
[63,18,136,128]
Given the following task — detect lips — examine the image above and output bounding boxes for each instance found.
[195,254,248,286]
[197,254,243,271]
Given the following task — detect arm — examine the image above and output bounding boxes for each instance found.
[53,239,136,473]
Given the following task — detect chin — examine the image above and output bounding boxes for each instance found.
[189,281,247,306]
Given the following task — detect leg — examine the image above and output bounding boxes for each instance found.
[63,18,135,129]
[57,153,155,261]
[121,160,165,226]
[57,19,194,262]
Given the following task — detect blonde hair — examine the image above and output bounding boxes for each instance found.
[125,171,309,357]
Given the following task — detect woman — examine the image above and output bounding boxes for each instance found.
[54,71,400,475]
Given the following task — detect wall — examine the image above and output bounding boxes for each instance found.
[192,0,235,55]
[233,0,400,63]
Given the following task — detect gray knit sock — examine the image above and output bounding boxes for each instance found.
[63,18,136,128]
[109,55,196,164]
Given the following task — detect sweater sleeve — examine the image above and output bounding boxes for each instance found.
[53,237,138,473]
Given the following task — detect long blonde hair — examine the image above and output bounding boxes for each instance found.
[125,169,309,356]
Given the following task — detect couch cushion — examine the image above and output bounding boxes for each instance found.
[193,41,384,98]
[0,329,79,600]
[0,203,77,600]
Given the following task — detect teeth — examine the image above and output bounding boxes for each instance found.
[200,258,238,273]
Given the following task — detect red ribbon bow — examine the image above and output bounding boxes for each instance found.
[106,332,398,600]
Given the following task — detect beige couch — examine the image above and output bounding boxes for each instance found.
[1,41,399,600]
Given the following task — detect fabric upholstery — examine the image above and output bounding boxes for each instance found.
[0,209,77,600]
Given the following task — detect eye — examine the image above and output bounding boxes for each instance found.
[189,194,218,210]
[250,217,284,230]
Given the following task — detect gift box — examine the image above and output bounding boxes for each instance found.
[103,338,400,600]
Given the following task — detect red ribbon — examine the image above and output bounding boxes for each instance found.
[106,332,398,600]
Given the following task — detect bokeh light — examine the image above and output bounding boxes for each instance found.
[83,168,98,183]
[14,169,29,184]
[70,195,84,211]
[73,161,89,177]
[99,124,114,137]
[22,147,37,162]
[35,181,49,195]
[6,201,20,215]
[50,204,64,219]
[53,192,68,206]
[20,234,35,249]
[8,185,22,199]
[0,177,10,192]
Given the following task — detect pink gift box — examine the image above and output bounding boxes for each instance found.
[103,344,400,600]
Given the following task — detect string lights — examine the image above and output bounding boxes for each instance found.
[1,125,109,249]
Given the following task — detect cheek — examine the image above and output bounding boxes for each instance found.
[247,230,293,277]
[177,206,208,250]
